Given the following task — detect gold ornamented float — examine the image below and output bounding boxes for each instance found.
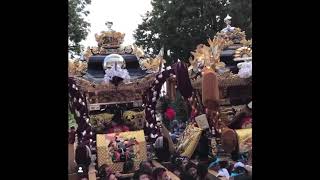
[68,15,252,180]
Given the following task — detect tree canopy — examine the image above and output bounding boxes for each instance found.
[68,0,91,56]
[228,0,252,39]
[134,0,252,65]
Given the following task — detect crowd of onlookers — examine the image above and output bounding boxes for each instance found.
[95,158,206,180]
[69,101,252,180]
[71,129,251,180]
[74,160,251,180]
[91,155,251,180]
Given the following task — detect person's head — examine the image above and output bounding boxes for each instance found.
[185,163,198,179]
[107,173,117,180]
[139,174,151,180]
[181,157,189,171]
[98,164,112,179]
[153,167,170,180]
[233,162,248,175]
[123,160,134,173]
[75,145,91,167]
[133,169,152,180]
[139,160,153,174]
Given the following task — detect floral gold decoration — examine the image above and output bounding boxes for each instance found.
[83,47,93,61]
[123,110,145,130]
[68,59,88,76]
[234,47,252,61]
[139,47,165,73]
[235,128,252,153]
[132,44,145,58]
[216,27,246,44]
[176,124,202,158]
[189,37,227,73]
[90,113,114,130]
[240,39,252,48]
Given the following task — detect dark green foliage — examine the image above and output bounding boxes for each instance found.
[229,0,252,39]
[134,0,252,64]
[68,0,91,55]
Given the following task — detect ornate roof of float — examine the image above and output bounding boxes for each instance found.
[69,22,165,104]
[95,21,125,49]
[69,21,165,89]
[188,14,252,80]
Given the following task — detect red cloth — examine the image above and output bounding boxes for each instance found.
[165,107,176,121]
[107,125,130,134]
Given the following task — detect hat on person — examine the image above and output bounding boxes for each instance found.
[234,162,245,168]
[217,168,230,178]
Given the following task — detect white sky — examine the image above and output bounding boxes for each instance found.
[81,0,153,48]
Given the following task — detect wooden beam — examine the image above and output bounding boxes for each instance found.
[68,143,77,174]
[68,173,78,180]
[88,164,97,180]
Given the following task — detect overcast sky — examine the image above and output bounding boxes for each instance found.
[81,0,153,47]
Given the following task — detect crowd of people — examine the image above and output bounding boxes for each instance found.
[96,158,206,180]
[95,155,251,180]
[69,94,252,180]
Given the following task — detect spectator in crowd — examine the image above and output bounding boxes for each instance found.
[231,162,250,179]
[139,160,154,174]
[184,163,198,180]
[153,167,171,180]
[133,170,152,180]
[75,144,91,169]
[98,164,112,179]
[106,173,118,180]
[69,126,76,144]
[168,164,182,178]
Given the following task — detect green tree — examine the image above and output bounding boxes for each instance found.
[228,0,252,39]
[68,0,91,55]
[134,0,230,64]
[134,0,252,65]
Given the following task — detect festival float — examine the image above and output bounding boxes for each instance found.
[68,15,252,180]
